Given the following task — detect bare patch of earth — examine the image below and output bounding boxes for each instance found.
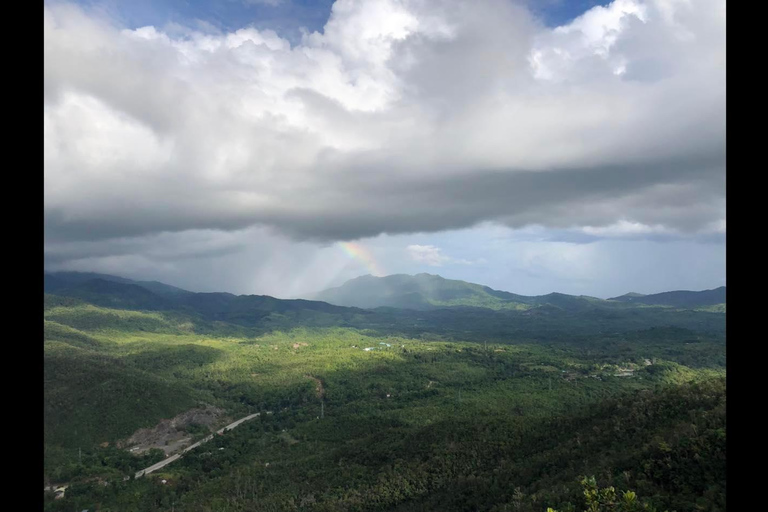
[119,405,226,456]
[304,374,325,399]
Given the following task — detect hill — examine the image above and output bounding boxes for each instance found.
[43,271,726,511]
[43,272,726,342]
[314,273,724,313]
[609,286,726,307]
[45,271,193,298]
[314,273,571,310]
[43,303,726,512]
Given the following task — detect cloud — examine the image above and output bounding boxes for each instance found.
[44,226,361,298]
[44,0,724,247]
[406,244,479,267]
[241,0,284,6]
[406,245,449,266]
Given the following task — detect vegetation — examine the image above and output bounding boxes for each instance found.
[43,273,725,511]
[315,273,726,312]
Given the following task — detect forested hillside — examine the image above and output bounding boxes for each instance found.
[43,274,725,511]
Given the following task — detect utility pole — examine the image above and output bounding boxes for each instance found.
[79,447,82,465]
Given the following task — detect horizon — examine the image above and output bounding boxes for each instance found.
[44,268,726,301]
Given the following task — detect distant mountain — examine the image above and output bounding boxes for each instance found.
[313,273,607,311]
[608,287,726,308]
[610,292,647,300]
[44,271,373,329]
[45,271,192,298]
[45,277,174,310]
[43,271,726,342]
[314,274,727,312]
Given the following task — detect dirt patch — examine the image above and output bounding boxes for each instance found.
[304,374,325,399]
[292,342,309,349]
[120,405,225,456]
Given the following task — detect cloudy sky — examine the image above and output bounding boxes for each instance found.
[44,0,725,299]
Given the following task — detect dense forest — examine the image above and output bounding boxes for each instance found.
[43,273,725,511]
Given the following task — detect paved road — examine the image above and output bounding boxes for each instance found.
[45,411,268,494]
[135,412,263,478]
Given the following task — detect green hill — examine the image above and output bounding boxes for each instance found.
[608,286,726,308]
[315,273,550,310]
[313,273,723,313]
[42,272,726,343]
[45,271,193,298]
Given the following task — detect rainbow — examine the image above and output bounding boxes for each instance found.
[339,241,385,276]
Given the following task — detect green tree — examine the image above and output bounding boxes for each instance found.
[548,476,669,512]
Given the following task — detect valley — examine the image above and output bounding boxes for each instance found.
[43,272,726,512]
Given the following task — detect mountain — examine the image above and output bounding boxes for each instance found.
[313,273,613,311]
[44,272,374,332]
[610,292,647,300]
[313,273,534,310]
[44,271,192,298]
[43,271,726,343]
[45,277,175,311]
[315,274,727,313]
[608,286,726,308]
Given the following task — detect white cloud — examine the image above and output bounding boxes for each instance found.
[44,0,724,246]
[581,220,672,237]
[406,244,450,266]
[406,244,479,266]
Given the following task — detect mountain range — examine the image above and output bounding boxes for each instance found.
[46,271,726,313]
[313,272,726,311]
[44,271,726,341]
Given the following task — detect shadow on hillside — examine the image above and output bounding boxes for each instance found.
[122,343,225,372]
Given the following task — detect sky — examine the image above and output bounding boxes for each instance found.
[44,0,725,299]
